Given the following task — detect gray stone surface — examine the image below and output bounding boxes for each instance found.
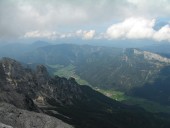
[0,122,13,128]
[0,103,73,128]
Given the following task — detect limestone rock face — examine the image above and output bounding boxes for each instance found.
[0,58,82,108]
[0,58,39,110]
[1,57,24,80]
[35,65,50,85]
[48,76,82,104]
[0,58,80,128]
[128,49,170,63]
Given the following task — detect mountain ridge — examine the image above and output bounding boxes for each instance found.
[8,43,170,105]
[0,57,170,128]
[18,44,170,90]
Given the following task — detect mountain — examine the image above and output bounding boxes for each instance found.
[0,57,170,128]
[0,41,50,59]
[16,44,170,104]
[18,44,170,88]
[142,43,170,58]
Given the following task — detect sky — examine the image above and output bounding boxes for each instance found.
[0,0,170,43]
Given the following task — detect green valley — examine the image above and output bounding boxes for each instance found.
[16,44,170,106]
[48,64,90,85]
[97,88,170,113]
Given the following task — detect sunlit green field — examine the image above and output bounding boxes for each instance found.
[97,88,170,113]
[48,64,90,86]
[48,64,170,114]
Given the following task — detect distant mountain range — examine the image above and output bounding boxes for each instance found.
[1,42,170,106]
[142,43,170,58]
[0,41,50,59]
[1,58,170,128]
[8,43,169,105]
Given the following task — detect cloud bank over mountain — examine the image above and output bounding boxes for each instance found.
[106,17,170,42]
[0,0,170,42]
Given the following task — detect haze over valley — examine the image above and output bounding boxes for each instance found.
[0,0,170,128]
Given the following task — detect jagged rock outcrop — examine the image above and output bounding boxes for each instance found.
[0,57,80,128]
[126,48,170,63]
[0,57,82,108]
[35,65,50,85]
[0,58,81,128]
[0,58,39,110]
[0,103,73,128]
[47,76,82,105]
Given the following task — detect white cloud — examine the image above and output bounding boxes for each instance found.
[83,30,95,40]
[24,18,170,42]
[24,30,57,40]
[24,29,96,40]
[76,30,95,40]
[153,25,170,41]
[106,17,155,39]
[0,0,170,42]
[106,17,170,42]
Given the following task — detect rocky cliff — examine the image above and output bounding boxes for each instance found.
[0,57,80,128]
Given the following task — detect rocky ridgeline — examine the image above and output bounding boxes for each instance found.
[0,57,83,128]
[127,48,170,63]
[1,57,170,128]
[0,57,82,106]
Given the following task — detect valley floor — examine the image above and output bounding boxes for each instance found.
[97,88,170,113]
